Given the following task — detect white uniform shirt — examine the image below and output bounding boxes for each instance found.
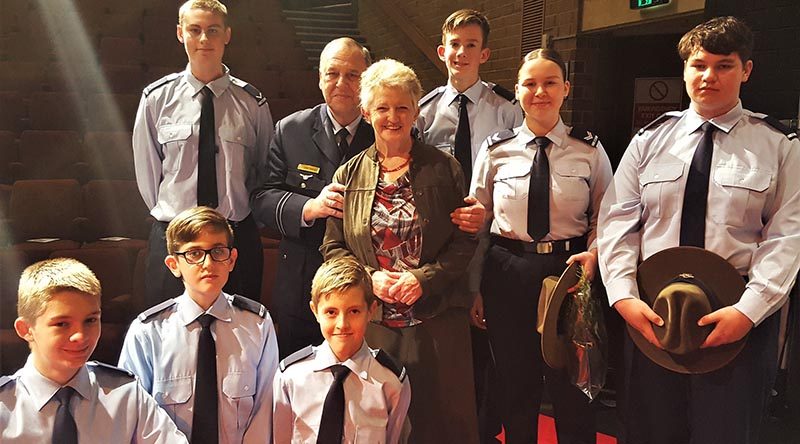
[273,341,411,444]
[118,292,279,443]
[0,356,187,443]
[471,119,613,249]
[416,79,523,164]
[597,103,800,325]
[132,65,272,222]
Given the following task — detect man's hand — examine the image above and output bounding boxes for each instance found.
[451,196,486,234]
[614,298,664,348]
[372,270,401,303]
[698,306,753,348]
[302,183,345,223]
[389,272,423,305]
[470,293,487,329]
[565,249,598,292]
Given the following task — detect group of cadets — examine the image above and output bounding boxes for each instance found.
[1,0,798,443]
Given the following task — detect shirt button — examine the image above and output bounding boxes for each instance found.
[236,136,242,141]
[362,219,367,224]
[244,385,249,390]
[654,174,660,179]
[300,183,307,189]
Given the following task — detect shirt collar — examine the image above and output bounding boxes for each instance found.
[326,107,362,136]
[176,291,232,326]
[312,340,372,380]
[184,64,232,98]
[20,355,91,411]
[683,101,743,135]
[443,79,484,107]
[518,118,567,149]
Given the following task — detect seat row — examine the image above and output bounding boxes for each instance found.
[0,130,134,184]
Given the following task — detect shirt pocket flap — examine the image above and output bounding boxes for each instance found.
[157,124,193,144]
[554,163,590,178]
[495,164,531,182]
[153,377,193,405]
[222,372,256,399]
[218,126,255,146]
[714,167,771,192]
[640,163,683,186]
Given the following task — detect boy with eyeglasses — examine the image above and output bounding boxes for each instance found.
[119,206,279,443]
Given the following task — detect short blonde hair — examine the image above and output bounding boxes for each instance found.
[359,58,422,112]
[442,9,490,48]
[179,0,228,26]
[311,257,375,306]
[17,258,101,322]
[166,206,234,255]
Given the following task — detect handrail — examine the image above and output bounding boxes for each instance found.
[373,0,447,76]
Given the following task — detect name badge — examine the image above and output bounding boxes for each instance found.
[297,164,320,174]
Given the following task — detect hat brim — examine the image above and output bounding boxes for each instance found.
[541,261,581,369]
[632,246,748,374]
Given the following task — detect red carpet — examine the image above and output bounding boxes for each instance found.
[494,414,617,444]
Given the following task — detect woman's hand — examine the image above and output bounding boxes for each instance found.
[372,271,401,303]
[389,272,423,305]
[566,249,598,292]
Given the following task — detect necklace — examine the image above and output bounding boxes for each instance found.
[379,156,411,173]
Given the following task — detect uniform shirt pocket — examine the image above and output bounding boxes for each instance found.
[286,169,326,194]
[494,164,530,200]
[218,126,254,175]
[157,124,193,173]
[711,166,772,227]
[152,376,193,421]
[639,163,684,219]
[222,371,257,429]
[354,425,387,443]
[553,163,590,202]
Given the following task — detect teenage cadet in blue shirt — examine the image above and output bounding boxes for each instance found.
[119,207,278,443]
[598,17,800,444]
[1,258,187,443]
[471,48,613,443]
[273,256,411,444]
[133,0,271,307]
[414,11,523,439]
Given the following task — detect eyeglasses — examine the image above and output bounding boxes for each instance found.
[174,247,232,264]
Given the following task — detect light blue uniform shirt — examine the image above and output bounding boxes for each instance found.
[416,79,523,164]
[132,65,273,222]
[119,292,279,443]
[0,356,187,443]
[273,341,411,444]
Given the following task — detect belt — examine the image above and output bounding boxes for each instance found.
[491,235,586,255]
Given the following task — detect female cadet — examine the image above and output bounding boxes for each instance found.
[471,48,613,444]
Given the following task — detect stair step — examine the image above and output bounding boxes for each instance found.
[292,24,358,33]
[283,9,352,20]
[295,31,364,42]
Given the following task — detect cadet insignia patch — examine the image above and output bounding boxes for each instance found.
[374,349,406,382]
[484,129,516,150]
[759,115,798,140]
[568,126,600,147]
[297,164,321,174]
[637,111,682,136]
[492,84,517,104]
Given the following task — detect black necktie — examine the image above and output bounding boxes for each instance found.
[528,137,551,241]
[197,86,218,208]
[680,122,716,248]
[336,128,350,160]
[53,386,78,444]
[317,364,351,444]
[191,314,219,444]
[454,94,472,184]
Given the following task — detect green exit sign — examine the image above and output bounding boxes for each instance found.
[630,0,670,9]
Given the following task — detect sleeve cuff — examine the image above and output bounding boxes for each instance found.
[605,278,640,307]
[732,287,768,326]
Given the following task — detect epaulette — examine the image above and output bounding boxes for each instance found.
[231,77,267,106]
[374,349,406,382]
[279,345,314,372]
[758,115,797,140]
[419,86,445,108]
[231,294,267,318]
[491,83,517,104]
[483,129,516,150]
[637,111,682,135]
[143,72,181,97]
[87,361,136,378]
[138,299,177,322]
[568,126,600,147]
[0,375,15,388]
